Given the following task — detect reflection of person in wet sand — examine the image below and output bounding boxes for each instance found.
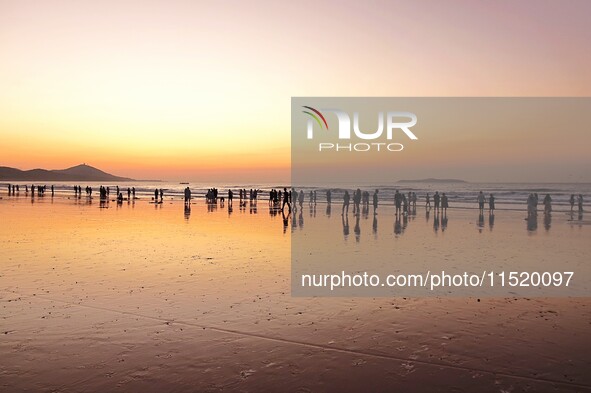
[488,212,495,231]
[354,214,360,242]
[527,212,538,232]
[342,213,349,237]
[433,213,440,233]
[477,211,485,229]
[184,203,191,220]
[281,209,290,233]
[394,214,402,235]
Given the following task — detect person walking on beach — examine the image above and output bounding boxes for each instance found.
[441,193,449,214]
[425,193,431,209]
[354,188,362,216]
[570,194,575,212]
[154,188,158,201]
[578,194,584,213]
[159,189,163,201]
[412,192,417,209]
[394,190,402,216]
[298,190,304,210]
[489,194,495,214]
[228,189,233,206]
[434,191,440,212]
[543,194,552,214]
[282,187,291,212]
[326,189,332,204]
[477,191,485,212]
[373,189,379,215]
[127,188,131,200]
[342,190,350,215]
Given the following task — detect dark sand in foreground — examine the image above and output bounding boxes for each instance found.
[1,196,590,392]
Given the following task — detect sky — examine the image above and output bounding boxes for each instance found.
[1,0,590,182]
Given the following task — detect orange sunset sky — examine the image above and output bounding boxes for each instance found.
[1,0,590,182]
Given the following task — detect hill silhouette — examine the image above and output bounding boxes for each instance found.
[0,164,135,182]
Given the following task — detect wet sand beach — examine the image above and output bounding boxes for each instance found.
[1,195,590,392]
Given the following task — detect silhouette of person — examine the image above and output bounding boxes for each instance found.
[434,191,440,212]
[159,189,163,201]
[154,188,158,201]
[326,189,332,204]
[489,194,495,213]
[577,194,583,213]
[543,194,552,214]
[441,193,449,214]
[373,189,379,215]
[298,190,304,210]
[394,190,402,216]
[425,193,431,209]
[570,194,575,212]
[342,190,350,215]
[281,187,290,212]
[477,191,485,212]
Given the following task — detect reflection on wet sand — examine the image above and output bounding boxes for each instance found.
[1,191,590,392]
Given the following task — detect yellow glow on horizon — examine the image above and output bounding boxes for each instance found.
[1,1,591,181]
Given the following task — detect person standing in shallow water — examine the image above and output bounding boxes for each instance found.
[578,194,584,213]
[570,194,575,212]
[154,188,158,201]
[489,194,495,214]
